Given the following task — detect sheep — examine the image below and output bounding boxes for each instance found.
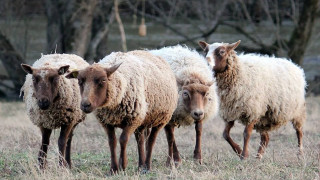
[66,50,178,173]
[21,54,89,168]
[198,40,307,160]
[149,45,219,165]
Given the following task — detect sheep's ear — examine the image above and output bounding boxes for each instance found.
[206,81,214,87]
[198,41,209,50]
[176,78,184,86]
[21,64,33,74]
[227,40,241,51]
[65,70,79,79]
[58,65,70,75]
[106,62,122,76]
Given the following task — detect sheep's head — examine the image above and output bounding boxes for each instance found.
[21,64,70,110]
[179,78,213,121]
[66,63,121,114]
[199,40,241,73]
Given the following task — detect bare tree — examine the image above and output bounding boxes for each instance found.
[221,0,319,65]
[0,31,26,96]
[44,0,97,57]
[287,0,319,65]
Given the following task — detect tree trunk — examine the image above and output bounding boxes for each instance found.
[0,31,26,97]
[44,0,97,57]
[85,10,115,62]
[287,0,319,65]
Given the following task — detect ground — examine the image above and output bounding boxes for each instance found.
[0,96,319,179]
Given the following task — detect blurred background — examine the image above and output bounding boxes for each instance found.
[0,0,319,99]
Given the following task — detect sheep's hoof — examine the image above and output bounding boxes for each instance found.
[240,155,248,160]
[38,160,48,170]
[256,153,263,159]
[297,149,304,159]
[194,157,202,165]
[140,168,149,174]
[166,157,182,168]
[174,159,182,167]
[166,157,174,167]
[107,168,119,176]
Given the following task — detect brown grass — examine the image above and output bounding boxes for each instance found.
[0,96,319,179]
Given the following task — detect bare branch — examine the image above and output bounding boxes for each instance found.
[86,10,115,61]
[114,0,127,52]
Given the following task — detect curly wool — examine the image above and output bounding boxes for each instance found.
[149,45,219,126]
[22,54,89,129]
[94,50,178,128]
[217,52,306,132]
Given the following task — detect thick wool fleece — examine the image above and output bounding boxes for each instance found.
[22,54,89,129]
[94,50,178,129]
[217,52,306,132]
[149,45,219,126]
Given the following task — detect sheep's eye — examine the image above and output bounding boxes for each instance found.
[182,91,189,99]
[95,78,106,87]
[219,50,225,55]
[49,76,57,83]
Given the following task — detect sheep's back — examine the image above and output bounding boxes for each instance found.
[220,53,306,131]
[98,51,178,127]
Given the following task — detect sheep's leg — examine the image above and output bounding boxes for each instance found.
[104,125,119,174]
[164,124,175,166]
[145,128,151,138]
[38,127,52,169]
[256,132,269,159]
[119,126,135,170]
[293,124,304,155]
[194,120,203,164]
[145,125,163,170]
[172,140,181,166]
[241,120,257,160]
[134,127,146,169]
[58,124,74,167]
[223,121,242,156]
[65,123,78,168]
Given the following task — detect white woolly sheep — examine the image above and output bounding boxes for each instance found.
[66,50,178,173]
[199,40,306,159]
[21,54,89,168]
[149,45,219,165]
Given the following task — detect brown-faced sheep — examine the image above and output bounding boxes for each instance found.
[149,46,219,165]
[21,54,89,168]
[199,40,306,160]
[66,50,178,173]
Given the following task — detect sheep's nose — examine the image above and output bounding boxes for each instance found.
[81,101,92,113]
[38,98,50,110]
[191,110,204,120]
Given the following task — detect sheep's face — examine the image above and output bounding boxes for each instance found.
[199,40,241,73]
[21,64,70,110]
[181,82,212,121]
[66,63,121,114]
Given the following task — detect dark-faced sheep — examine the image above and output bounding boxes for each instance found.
[149,46,219,165]
[66,50,178,173]
[21,54,88,168]
[199,40,306,160]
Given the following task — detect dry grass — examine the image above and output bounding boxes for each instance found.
[0,96,319,180]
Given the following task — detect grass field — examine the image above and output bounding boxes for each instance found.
[0,96,319,179]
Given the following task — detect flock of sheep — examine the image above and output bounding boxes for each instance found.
[20,40,306,174]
